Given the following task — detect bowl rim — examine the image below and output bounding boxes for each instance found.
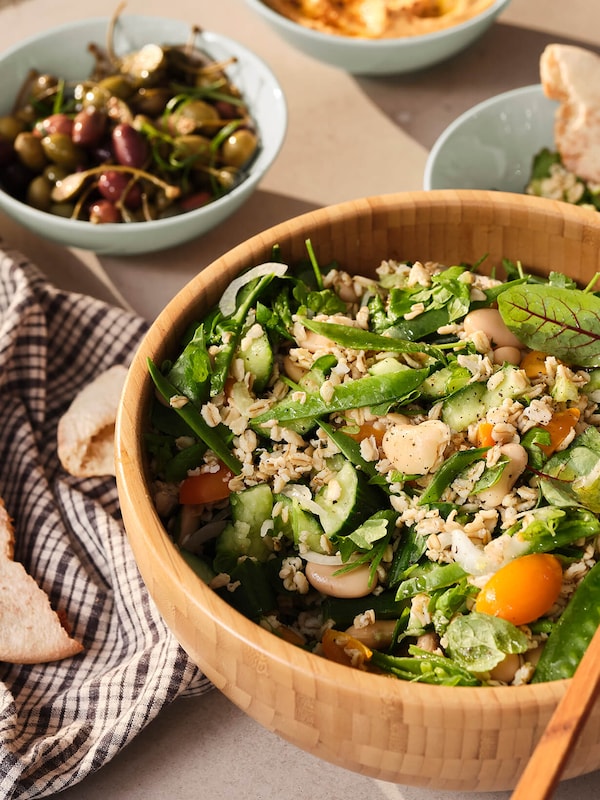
[0,14,287,239]
[423,83,556,190]
[244,0,512,48]
[115,188,591,711]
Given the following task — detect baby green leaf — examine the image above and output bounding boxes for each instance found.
[497,283,600,367]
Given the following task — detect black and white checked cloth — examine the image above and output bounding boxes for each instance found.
[0,250,210,798]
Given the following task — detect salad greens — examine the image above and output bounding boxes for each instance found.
[146,246,600,687]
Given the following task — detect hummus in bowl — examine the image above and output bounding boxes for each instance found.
[262,0,498,40]
[245,0,511,75]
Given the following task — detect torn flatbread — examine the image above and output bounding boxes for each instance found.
[57,364,128,478]
[540,43,600,183]
[0,498,83,663]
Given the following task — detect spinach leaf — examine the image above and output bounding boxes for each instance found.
[497,283,600,367]
[445,611,529,673]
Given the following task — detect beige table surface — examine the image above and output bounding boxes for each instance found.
[1,0,600,797]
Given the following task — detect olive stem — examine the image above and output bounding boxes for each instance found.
[53,163,180,203]
[106,1,127,67]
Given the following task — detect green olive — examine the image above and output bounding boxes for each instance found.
[97,74,135,100]
[29,73,59,101]
[75,82,110,110]
[48,201,76,219]
[120,44,166,86]
[221,129,258,168]
[133,86,172,116]
[41,133,86,170]
[168,100,220,135]
[43,163,69,185]
[26,174,53,211]
[0,115,26,142]
[171,134,212,169]
[14,131,47,171]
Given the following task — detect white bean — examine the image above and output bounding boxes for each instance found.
[344,620,397,648]
[493,346,522,366]
[305,561,376,598]
[463,308,522,349]
[382,419,451,475]
[489,653,521,684]
[477,442,528,508]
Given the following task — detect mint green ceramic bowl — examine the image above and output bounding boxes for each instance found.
[424,85,557,192]
[0,15,287,256]
[245,0,512,76]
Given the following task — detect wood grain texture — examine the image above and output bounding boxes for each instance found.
[115,190,600,792]
[510,625,600,800]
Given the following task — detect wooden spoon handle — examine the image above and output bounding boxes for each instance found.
[510,624,600,800]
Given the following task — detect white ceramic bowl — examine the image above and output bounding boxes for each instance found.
[0,16,287,256]
[424,84,557,192]
[245,0,511,75]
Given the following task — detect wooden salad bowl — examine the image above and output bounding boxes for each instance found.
[115,190,600,791]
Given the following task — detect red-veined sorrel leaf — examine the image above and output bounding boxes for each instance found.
[497,284,600,367]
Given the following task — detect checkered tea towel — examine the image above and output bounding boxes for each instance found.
[0,249,211,799]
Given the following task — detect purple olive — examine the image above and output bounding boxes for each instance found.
[111,123,148,169]
[98,169,142,209]
[178,190,211,212]
[89,198,121,224]
[72,106,106,148]
[36,113,73,138]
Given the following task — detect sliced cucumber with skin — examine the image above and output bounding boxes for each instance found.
[238,324,273,393]
[274,493,327,553]
[314,461,381,537]
[442,382,487,431]
[420,364,471,399]
[442,365,530,432]
[213,483,274,572]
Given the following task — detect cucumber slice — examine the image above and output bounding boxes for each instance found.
[441,382,486,432]
[274,493,327,553]
[213,483,274,572]
[314,461,380,537]
[238,324,273,393]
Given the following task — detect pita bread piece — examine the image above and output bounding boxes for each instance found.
[0,499,83,663]
[57,364,128,478]
[540,43,600,183]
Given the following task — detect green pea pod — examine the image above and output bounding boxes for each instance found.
[250,367,429,427]
[418,446,489,505]
[147,358,242,475]
[370,646,481,686]
[532,560,600,683]
[298,316,445,361]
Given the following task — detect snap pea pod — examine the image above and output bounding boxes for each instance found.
[250,367,429,428]
[317,420,385,489]
[147,358,242,475]
[298,317,445,361]
[370,646,481,686]
[532,560,600,683]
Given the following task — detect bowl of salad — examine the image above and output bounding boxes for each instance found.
[115,189,600,791]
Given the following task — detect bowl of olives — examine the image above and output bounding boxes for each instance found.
[0,13,287,255]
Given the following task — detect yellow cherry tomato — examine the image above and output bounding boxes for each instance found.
[474,553,563,626]
[321,628,372,669]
